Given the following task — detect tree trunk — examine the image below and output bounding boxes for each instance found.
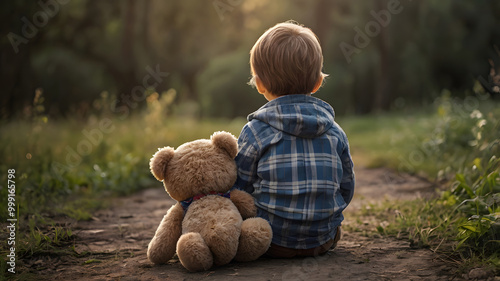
[374,0,392,112]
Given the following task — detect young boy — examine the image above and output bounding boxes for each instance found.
[233,21,355,258]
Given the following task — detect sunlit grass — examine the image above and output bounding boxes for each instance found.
[340,111,432,172]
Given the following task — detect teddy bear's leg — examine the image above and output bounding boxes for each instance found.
[234,217,273,262]
[177,232,213,272]
[203,223,240,266]
[147,203,184,264]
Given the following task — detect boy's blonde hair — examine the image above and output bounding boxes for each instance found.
[249,21,327,96]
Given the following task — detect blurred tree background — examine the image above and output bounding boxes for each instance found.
[1,0,499,119]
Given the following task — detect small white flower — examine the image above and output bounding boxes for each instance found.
[470,110,483,119]
[477,119,487,128]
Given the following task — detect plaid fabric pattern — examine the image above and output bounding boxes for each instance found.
[234,95,355,249]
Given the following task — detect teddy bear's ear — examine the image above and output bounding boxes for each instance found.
[149,147,175,181]
[211,131,238,159]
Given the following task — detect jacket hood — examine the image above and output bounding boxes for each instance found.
[248,95,335,138]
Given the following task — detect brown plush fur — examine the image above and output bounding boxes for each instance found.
[147,203,184,264]
[235,218,273,262]
[230,189,257,219]
[147,131,272,272]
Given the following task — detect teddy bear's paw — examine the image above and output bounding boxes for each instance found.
[147,238,176,265]
[204,224,241,266]
[177,232,213,272]
[147,245,173,265]
[234,218,273,262]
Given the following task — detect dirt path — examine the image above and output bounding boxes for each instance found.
[22,167,462,280]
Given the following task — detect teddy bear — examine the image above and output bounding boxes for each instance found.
[147,131,273,272]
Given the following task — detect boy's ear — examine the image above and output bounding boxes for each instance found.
[211,131,238,159]
[312,76,324,93]
[150,147,175,181]
[255,76,267,94]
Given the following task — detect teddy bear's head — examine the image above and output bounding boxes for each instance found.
[149,131,238,201]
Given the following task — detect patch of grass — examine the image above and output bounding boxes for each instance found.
[345,88,500,271]
[340,110,431,171]
[59,195,111,221]
[353,190,499,270]
[83,259,102,265]
[450,157,500,262]
[343,90,499,181]
[355,198,458,249]
[16,216,75,258]
[0,215,76,275]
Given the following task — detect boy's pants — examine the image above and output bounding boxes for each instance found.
[266,227,341,258]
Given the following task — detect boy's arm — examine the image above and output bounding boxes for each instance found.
[233,125,260,194]
[339,142,355,205]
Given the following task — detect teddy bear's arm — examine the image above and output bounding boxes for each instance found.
[230,189,257,219]
[147,202,184,264]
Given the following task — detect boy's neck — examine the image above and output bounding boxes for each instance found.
[265,93,312,102]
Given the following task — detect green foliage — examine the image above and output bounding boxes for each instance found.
[450,156,500,257]
[19,216,75,257]
[1,214,75,263]
[356,198,459,250]
[341,109,432,169]
[2,1,500,117]
[344,90,500,269]
[413,94,500,265]
[422,90,500,180]
[346,87,500,180]
[197,49,264,118]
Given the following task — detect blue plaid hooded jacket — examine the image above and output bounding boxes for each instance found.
[234,94,355,249]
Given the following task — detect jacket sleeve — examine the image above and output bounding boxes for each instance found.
[233,124,260,194]
[339,140,355,205]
